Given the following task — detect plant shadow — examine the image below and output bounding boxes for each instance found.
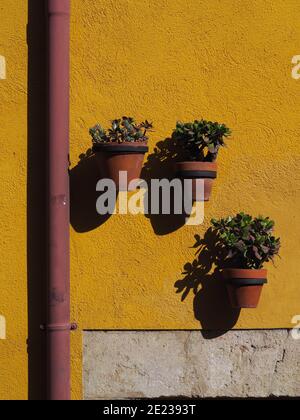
[141,136,190,235]
[69,149,114,232]
[174,228,241,338]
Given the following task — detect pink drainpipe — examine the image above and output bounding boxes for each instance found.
[46,0,71,400]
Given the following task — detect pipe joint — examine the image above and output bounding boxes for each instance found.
[40,323,77,332]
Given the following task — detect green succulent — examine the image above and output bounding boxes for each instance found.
[210,212,281,269]
[173,119,231,162]
[89,116,153,145]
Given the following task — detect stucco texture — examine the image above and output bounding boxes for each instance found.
[0,0,28,399]
[70,1,300,329]
[0,0,300,400]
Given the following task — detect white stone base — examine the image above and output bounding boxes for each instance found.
[83,330,300,399]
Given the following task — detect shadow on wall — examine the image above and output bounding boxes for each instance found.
[27,0,47,400]
[174,229,241,338]
[141,136,190,235]
[70,136,191,235]
[69,149,113,232]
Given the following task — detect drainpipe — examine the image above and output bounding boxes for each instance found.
[46,0,71,400]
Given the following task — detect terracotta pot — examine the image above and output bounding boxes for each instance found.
[93,142,148,191]
[222,268,267,309]
[175,161,217,201]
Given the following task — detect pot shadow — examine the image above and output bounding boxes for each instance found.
[141,136,190,235]
[69,149,114,233]
[174,228,241,338]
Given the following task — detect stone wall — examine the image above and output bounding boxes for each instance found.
[83,330,300,399]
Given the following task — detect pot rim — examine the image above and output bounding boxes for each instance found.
[222,268,267,286]
[93,141,148,154]
[175,161,217,179]
[176,161,217,167]
[222,268,267,283]
[226,278,267,286]
[176,170,217,179]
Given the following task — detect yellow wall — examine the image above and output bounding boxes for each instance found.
[1,0,300,400]
[0,0,28,399]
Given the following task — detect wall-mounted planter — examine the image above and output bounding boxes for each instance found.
[172,119,230,202]
[176,161,217,201]
[93,142,148,191]
[222,268,267,309]
[211,213,280,309]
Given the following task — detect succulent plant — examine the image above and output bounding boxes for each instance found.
[210,212,281,269]
[89,117,153,145]
[173,119,231,162]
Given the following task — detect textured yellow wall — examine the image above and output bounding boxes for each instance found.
[1,0,300,400]
[0,0,28,399]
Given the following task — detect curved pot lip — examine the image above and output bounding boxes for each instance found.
[227,278,267,286]
[175,161,217,170]
[93,141,148,154]
[222,268,267,279]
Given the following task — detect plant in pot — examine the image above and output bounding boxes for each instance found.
[173,119,231,201]
[90,117,153,191]
[211,212,281,308]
